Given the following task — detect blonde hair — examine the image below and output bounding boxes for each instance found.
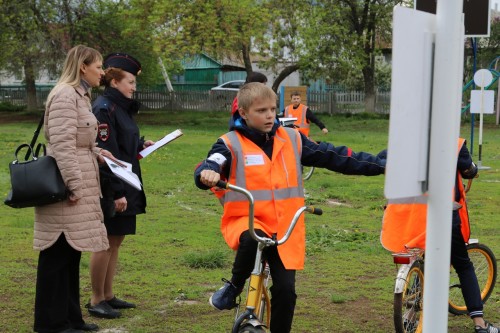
[47,45,102,103]
[237,82,276,111]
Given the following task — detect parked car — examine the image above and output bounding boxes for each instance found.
[210,80,245,92]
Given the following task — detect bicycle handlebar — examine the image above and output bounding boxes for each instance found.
[215,180,322,246]
[464,174,478,193]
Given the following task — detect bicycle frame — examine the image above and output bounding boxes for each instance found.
[216,181,322,333]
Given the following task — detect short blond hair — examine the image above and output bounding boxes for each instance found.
[238,82,276,111]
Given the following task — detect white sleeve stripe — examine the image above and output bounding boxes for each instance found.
[207,153,227,166]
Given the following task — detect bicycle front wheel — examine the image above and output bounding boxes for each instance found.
[303,166,315,180]
[394,260,424,333]
[448,243,497,315]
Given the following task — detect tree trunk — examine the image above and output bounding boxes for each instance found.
[24,58,38,111]
[363,66,376,113]
[241,43,253,75]
[272,64,300,93]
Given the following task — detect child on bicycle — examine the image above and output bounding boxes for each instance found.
[194,82,386,333]
[281,90,328,137]
[382,139,498,333]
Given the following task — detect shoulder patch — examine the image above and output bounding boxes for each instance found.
[98,124,110,142]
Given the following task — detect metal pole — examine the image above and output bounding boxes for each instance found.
[423,1,464,332]
[470,38,477,155]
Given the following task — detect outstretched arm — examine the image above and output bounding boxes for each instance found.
[301,134,386,176]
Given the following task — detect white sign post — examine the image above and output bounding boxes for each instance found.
[470,68,494,170]
[385,3,465,333]
[424,1,464,332]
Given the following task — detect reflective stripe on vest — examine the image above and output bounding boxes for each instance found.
[219,127,306,269]
[285,104,310,136]
[221,128,304,203]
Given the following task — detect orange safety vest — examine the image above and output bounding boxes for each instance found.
[284,104,310,137]
[219,127,306,269]
[380,138,470,252]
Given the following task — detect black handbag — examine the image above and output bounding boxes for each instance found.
[4,113,68,208]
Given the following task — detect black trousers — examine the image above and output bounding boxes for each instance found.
[232,230,297,333]
[34,234,84,333]
[451,213,483,318]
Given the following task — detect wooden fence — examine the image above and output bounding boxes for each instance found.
[0,86,390,114]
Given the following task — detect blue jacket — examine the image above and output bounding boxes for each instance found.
[195,114,386,190]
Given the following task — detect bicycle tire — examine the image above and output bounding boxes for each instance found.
[303,166,315,180]
[238,325,267,333]
[448,243,497,315]
[394,260,424,333]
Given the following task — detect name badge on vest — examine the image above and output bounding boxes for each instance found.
[244,154,265,166]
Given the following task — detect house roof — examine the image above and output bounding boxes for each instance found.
[181,53,245,71]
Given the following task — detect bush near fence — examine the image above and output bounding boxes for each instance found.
[0,86,390,114]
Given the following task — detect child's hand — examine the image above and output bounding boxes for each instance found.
[200,170,221,188]
[322,128,329,134]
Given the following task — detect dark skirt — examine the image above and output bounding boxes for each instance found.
[104,215,136,236]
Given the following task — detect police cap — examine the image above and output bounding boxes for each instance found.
[103,53,142,76]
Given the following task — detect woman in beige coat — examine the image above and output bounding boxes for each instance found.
[33,45,111,333]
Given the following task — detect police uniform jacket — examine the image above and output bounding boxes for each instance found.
[93,87,146,217]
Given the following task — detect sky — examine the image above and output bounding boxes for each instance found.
[492,0,500,10]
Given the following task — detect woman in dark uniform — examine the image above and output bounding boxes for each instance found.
[86,53,154,319]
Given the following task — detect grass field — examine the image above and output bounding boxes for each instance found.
[0,111,498,333]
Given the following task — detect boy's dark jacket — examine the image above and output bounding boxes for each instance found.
[195,114,386,189]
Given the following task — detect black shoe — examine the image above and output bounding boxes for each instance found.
[209,278,242,310]
[74,323,99,331]
[59,329,85,333]
[86,300,121,319]
[106,296,136,309]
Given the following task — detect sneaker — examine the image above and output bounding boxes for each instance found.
[475,322,500,333]
[209,278,242,310]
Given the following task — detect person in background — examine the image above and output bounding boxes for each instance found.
[195,83,386,333]
[283,91,328,137]
[86,53,154,319]
[228,71,268,130]
[34,45,111,333]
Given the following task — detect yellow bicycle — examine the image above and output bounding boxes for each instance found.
[391,179,497,333]
[216,181,322,333]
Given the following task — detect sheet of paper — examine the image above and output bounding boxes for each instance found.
[103,156,142,190]
[106,156,132,171]
[138,129,183,159]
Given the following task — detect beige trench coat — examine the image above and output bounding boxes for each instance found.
[34,84,109,252]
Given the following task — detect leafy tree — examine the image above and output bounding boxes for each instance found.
[311,0,400,112]
[0,0,158,110]
[127,0,271,82]
[0,0,63,110]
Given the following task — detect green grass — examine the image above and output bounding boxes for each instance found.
[0,111,499,332]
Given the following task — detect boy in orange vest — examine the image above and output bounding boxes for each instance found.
[381,141,498,333]
[194,82,386,333]
[282,91,328,137]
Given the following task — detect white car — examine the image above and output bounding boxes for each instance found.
[210,80,245,92]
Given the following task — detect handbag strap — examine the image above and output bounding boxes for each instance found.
[14,144,34,163]
[24,112,45,161]
[34,143,47,158]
